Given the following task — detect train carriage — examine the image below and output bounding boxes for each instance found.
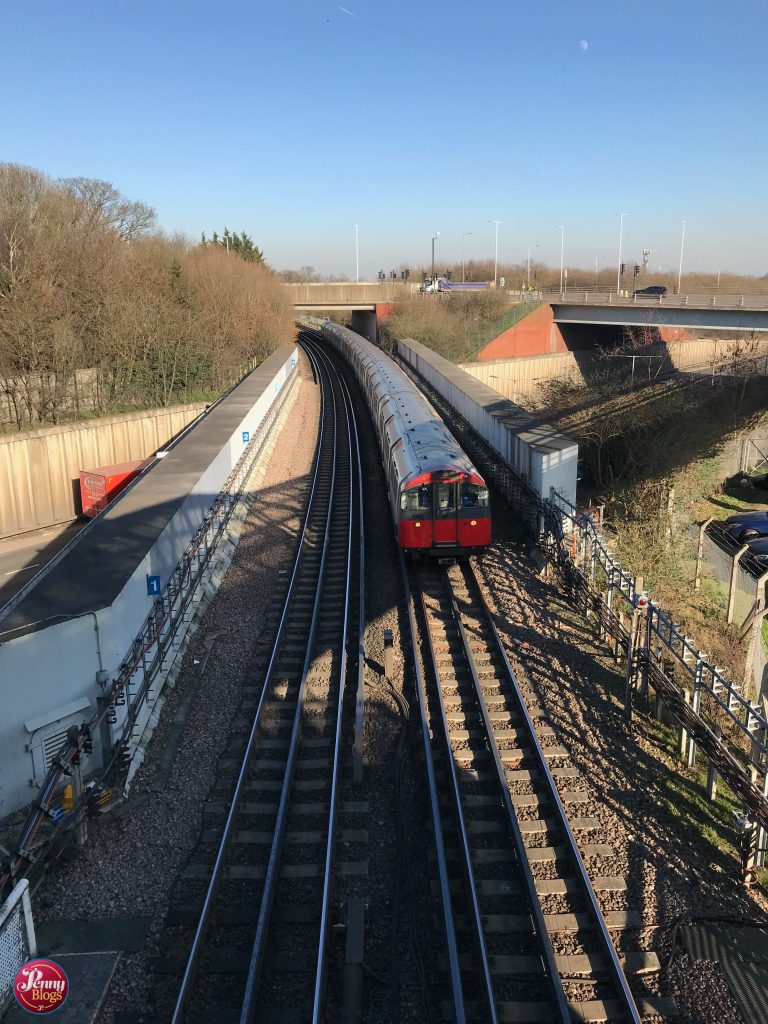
[320,322,491,556]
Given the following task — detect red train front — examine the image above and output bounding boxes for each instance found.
[398,471,491,554]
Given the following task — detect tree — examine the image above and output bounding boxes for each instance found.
[202,227,265,263]
[58,177,156,241]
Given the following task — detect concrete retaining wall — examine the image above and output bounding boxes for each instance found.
[461,336,768,404]
[0,403,206,539]
[0,348,298,819]
[397,338,578,506]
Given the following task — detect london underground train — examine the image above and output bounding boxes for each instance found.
[320,322,491,556]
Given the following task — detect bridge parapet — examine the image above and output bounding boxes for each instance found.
[285,282,413,304]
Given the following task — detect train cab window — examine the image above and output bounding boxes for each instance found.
[436,483,456,513]
[401,484,432,512]
[461,483,489,509]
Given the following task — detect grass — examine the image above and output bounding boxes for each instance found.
[463,301,540,360]
[653,715,742,867]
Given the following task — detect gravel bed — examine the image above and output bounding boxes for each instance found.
[31,366,320,1022]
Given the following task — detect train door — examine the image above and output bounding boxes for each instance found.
[433,481,459,545]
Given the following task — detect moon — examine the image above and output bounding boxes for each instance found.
[579,39,589,50]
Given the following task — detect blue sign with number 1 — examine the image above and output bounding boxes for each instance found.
[147,575,161,596]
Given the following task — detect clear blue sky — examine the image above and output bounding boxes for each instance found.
[2,0,766,277]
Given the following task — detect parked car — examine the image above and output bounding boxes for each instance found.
[745,537,768,568]
[633,285,668,296]
[724,510,768,543]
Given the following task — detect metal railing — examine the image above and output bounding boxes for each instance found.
[535,290,768,309]
[0,879,36,1012]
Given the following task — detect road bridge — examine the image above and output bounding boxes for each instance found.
[548,292,768,332]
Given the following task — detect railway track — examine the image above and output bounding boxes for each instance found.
[403,557,676,1024]
[167,337,365,1023]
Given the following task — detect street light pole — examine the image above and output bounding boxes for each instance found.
[431,232,440,285]
[677,219,686,295]
[616,213,627,293]
[353,223,359,283]
[558,225,565,293]
[490,220,502,288]
[462,231,473,282]
[526,244,539,291]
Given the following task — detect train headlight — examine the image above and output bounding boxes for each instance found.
[470,519,477,526]
[415,522,421,528]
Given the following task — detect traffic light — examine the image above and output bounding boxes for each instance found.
[620,262,627,276]
[378,270,385,282]
[404,268,410,281]
[633,264,641,278]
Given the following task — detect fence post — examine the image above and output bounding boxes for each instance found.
[687,662,704,768]
[679,688,691,757]
[727,544,750,624]
[695,517,713,591]
[706,727,722,801]
[624,599,648,726]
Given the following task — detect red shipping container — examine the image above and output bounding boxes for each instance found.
[79,460,146,518]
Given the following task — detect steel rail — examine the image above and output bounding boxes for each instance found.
[239,339,350,1022]
[465,562,643,1024]
[308,338,364,1021]
[170,350,327,1023]
[445,568,570,1022]
[414,565,498,1024]
[398,553,467,1024]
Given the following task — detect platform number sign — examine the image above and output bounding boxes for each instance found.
[291,357,297,367]
[242,430,250,444]
[146,575,161,596]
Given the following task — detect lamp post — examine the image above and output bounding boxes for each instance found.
[462,231,473,282]
[431,232,440,285]
[677,219,686,295]
[526,244,539,290]
[490,220,503,288]
[352,223,359,283]
[594,256,606,289]
[558,225,565,293]
[616,213,627,293]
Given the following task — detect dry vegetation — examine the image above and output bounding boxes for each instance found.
[0,163,295,429]
[538,368,768,677]
[379,290,513,362]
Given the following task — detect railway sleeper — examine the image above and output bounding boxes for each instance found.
[441,995,677,1022]
[437,950,659,977]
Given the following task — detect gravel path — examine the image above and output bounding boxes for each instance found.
[33,366,320,1022]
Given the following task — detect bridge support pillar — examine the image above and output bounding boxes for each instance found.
[350,309,378,344]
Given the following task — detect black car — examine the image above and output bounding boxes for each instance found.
[724,509,768,543]
[633,285,668,296]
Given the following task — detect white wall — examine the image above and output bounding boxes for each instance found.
[0,349,297,818]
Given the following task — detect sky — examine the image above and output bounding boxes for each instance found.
[1,0,767,278]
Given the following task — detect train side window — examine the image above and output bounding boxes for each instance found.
[461,483,489,508]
